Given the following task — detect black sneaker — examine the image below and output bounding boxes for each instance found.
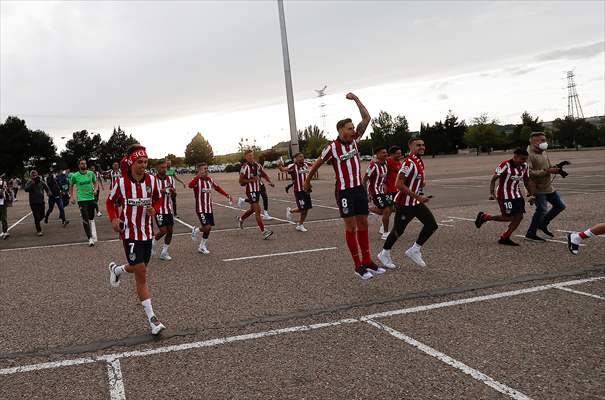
[263,229,274,240]
[567,233,580,255]
[524,233,546,242]
[475,211,487,228]
[354,266,373,280]
[539,226,554,237]
[44,216,48,224]
[365,262,386,275]
[62,220,70,227]
[498,237,520,246]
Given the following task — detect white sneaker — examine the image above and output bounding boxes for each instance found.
[191,227,199,241]
[237,197,245,208]
[379,225,384,234]
[96,211,102,217]
[198,244,210,254]
[286,207,293,221]
[262,210,272,220]
[108,262,121,288]
[295,224,308,232]
[149,316,166,335]
[377,250,397,269]
[381,232,390,240]
[160,252,172,261]
[88,238,95,247]
[405,247,426,267]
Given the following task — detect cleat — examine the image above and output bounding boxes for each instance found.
[89,238,95,247]
[524,233,545,242]
[237,217,244,229]
[3,232,10,239]
[365,262,386,275]
[148,316,166,335]
[381,232,389,240]
[295,224,308,232]
[159,252,172,261]
[263,229,274,240]
[237,197,245,208]
[37,231,43,236]
[108,262,121,288]
[539,226,554,237]
[377,250,397,269]
[567,233,580,255]
[286,207,293,221]
[405,248,426,267]
[262,210,272,220]
[498,237,520,246]
[191,227,199,241]
[354,266,373,280]
[198,244,210,254]
[475,211,486,228]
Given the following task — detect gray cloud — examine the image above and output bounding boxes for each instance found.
[505,66,537,76]
[535,41,605,61]
[437,93,449,100]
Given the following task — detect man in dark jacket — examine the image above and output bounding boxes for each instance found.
[56,170,70,206]
[44,170,69,226]
[24,170,50,236]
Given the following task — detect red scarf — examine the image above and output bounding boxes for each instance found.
[120,147,148,179]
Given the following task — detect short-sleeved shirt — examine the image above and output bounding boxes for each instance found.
[190,176,226,214]
[69,170,96,201]
[240,162,266,195]
[320,136,362,191]
[495,159,529,200]
[385,157,402,193]
[287,162,311,193]
[155,175,175,214]
[166,167,177,177]
[365,160,388,196]
[394,154,425,207]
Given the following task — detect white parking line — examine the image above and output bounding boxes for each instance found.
[1,276,601,377]
[173,216,195,230]
[7,212,32,232]
[556,286,605,301]
[447,216,475,222]
[366,319,532,400]
[222,247,338,262]
[106,359,126,400]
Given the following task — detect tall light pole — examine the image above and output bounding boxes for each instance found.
[277,0,299,156]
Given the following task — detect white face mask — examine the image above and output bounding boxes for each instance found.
[538,142,548,151]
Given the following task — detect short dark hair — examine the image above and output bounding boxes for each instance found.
[336,118,352,131]
[388,145,401,154]
[408,137,423,145]
[514,148,529,156]
[374,146,387,154]
[530,131,546,138]
[127,143,144,155]
[156,159,167,166]
[197,162,208,168]
[244,149,254,156]
[292,152,303,158]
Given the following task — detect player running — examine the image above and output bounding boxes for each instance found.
[377,138,438,269]
[69,159,99,246]
[278,152,312,232]
[109,161,122,189]
[363,146,392,240]
[189,163,232,254]
[382,146,402,236]
[151,159,175,261]
[304,93,385,279]
[475,149,535,246]
[106,144,166,335]
[238,150,275,239]
[567,223,604,255]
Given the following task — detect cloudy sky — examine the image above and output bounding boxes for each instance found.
[1,0,604,157]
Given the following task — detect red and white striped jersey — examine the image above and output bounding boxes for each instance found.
[320,136,362,190]
[287,162,311,193]
[106,174,162,241]
[110,170,121,189]
[495,159,529,200]
[188,176,228,214]
[365,160,387,196]
[394,154,425,206]
[155,175,175,214]
[240,162,267,194]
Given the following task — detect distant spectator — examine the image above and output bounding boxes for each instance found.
[44,169,69,227]
[0,174,12,239]
[24,170,50,236]
[11,177,20,201]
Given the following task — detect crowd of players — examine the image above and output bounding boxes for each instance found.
[0,92,602,335]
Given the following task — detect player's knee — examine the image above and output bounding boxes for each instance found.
[427,220,438,233]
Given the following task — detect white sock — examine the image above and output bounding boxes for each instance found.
[582,229,594,239]
[381,249,390,256]
[115,264,126,276]
[570,233,581,245]
[202,238,208,247]
[162,244,169,253]
[142,299,154,320]
[411,242,422,252]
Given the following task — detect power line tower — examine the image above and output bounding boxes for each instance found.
[565,70,584,119]
[314,85,328,134]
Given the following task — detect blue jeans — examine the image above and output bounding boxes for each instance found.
[527,191,565,235]
[45,195,66,222]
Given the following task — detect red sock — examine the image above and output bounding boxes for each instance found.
[345,230,362,268]
[482,213,492,221]
[501,230,512,239]
[579,229,592,239]
[356,229,372,264]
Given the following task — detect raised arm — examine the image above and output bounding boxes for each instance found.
[346,92,370,139]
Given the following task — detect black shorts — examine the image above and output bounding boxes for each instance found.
[197,212,215,226]
[336,186,369,218]
[155,213,174,228]
[123,239,152,265]
[498,197,525,216]
[246,191,261,203]
[295,191,312,210]
[386,192,397,204]
[372,193,393,210]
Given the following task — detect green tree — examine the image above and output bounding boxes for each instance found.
[185,132,214,165]
[444,110,467,150]
[465,114,501,155]
[305,135,330,158]
[28,129,58,172]
[99,127,139,168]
[60,130,103,169]
[371,111,410,150]
[510,111,543,148]
[165,153,185,167]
